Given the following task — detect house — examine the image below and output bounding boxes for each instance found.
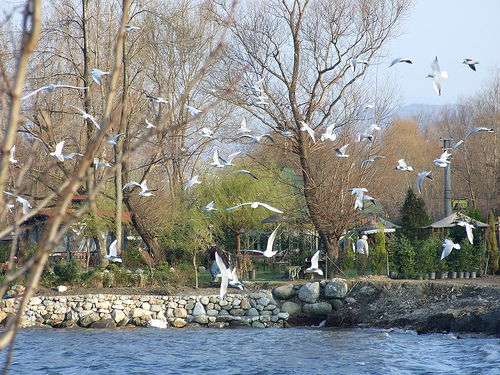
[420,212,488,241]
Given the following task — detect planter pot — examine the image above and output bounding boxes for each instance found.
[464,272,470,279]
[458,272,464,278]
[470,271,477,279]
[439,272,447,279]
[450,271,457,279]
[248,269,256,280]
[429,272,436,280]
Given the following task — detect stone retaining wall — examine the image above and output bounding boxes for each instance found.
[0,279,349,329]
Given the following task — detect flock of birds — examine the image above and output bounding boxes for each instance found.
[6,19,495,294]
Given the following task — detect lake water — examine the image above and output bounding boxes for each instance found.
[2,326,500,374]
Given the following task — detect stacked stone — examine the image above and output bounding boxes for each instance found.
[0,278,350,329]
[273,279,349,317]
[3,290,290,329]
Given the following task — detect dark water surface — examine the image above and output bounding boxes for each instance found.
[2,326,500,374]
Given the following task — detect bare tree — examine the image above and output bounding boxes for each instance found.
[215,0,412,275]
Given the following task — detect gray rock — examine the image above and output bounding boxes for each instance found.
[345,297,356,304]
[273,284,297,300]
[79,311,100,327]
[65,310,79,324]
[323,278,348,299]
[280,301,301,315]
[302,302,332,315]
[297,282,320,303]
[277,312,290,320]
[192,301,206,316]
[147,319,168,329]
[252,321,266,328]
[246,308,259,317]
[90,318,116,328]
[195,316,209,324]
[330,299,343,310]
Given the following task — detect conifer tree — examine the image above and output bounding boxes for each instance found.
[399,187,432,242]
[371,222,387,275]
[486,211,499,274]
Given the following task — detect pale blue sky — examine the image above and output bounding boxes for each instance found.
[384,0,500,106]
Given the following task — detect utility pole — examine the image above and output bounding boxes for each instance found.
[442,138,452,217]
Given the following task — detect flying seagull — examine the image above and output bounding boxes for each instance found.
[22,84,88,100]
[228,267,244,290]
[417,171,433,194]
[90,68,110,85]
[357,131,374,143]
[245,77,265,94]
[355,103,374,117]
[395,159,413,172]
[462,59,479,71]
[237,118,251,134]
[389,57,413,67]
[70,105,101,130]
[350,58,369,73]
[146,94,168,104]
[49,141,66,162]
[122,180,156,196]
[253,95,269,106]
[185,103,202,116]
[63,152,84,160]
[215,252,230,300]
[3,191,32,215]
[361,156,385,168]
[346,188,368,211]
[105,240,123,263]
[198,127,214,138]
[306,250,324,276]
[125,24,140,32]
[239,134,275,143]
[226,201,283,214]
[246,224,281,258]
[441,238,460,260]
[145,119,156,129]
[202,201,217,212]
[299,121,316,143]
[231,170,259,181]
[94,159,113,169]
[219,151,241,167]
[434,151,451,168]
[106,133,126,145]
[185,175,201,191]
[466,127,494,137]
[427,56,448,96]
[320,124,337,142]
[210,149,224,168]
[453,220,474,244]
[335,144,349,158]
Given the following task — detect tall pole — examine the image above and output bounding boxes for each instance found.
[443,138,452,217]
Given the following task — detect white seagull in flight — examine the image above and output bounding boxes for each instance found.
[3,191,32,215]
[185,103,202,116]
[417,171,433,194]
[219,151,241,167]
[226,201,283,214]
[347,188,368,211]
[237,118,251,134]
[246,225,281,258]
[198,127,214,138]
[299,121,316,143]
[350,58,369,73]
[8,146,17,164]
[106,133,126,145]
[434,151,451,168]
[427,56,448,96]
[466,127,494,137]
[70,105,101,130]
[215,252,230,300]
[335,144,349,158]
[462,59,479,71]
[49,141,66,162]
[123,180,156,196]
[231,170,259,181]
[22,84,88,100]
[202,201,217,212]
[185,175,201,191]
[361,156,385,168]
[389,57,412,67]
[441,239,460,260]
[320,124,337,142]
[239,134,275,143]
[105,240,123,263]
[395,159,413,172]
[306,250,324,276]
[453,220,474,244]
[90,68,110,85]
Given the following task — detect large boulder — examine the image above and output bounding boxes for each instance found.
[192,301,206,317]
[79,311,100,327]
[302,302,333,316]
[280,301,301,315]
[297,282,320,303]
[273,284,296,300]
[147,319,168,329]
[323,278,348,299]
[90,318,116,328]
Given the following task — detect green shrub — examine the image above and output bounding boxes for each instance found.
[388,236,415,277]
[53,259,81,285]
[371,224,387,275]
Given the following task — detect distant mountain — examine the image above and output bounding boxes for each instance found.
[394,103,444,118]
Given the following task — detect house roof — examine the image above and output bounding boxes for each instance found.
[358,217,401,235]
[421,212,488,229]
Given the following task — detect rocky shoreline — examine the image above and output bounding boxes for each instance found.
[3,277,500,336]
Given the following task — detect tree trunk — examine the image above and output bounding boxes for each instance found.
[193,252,198,289]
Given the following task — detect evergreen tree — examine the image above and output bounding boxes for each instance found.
[486,211,499,275]
[399,187,432,243]
[371,222,387,275]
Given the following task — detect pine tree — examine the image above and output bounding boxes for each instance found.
[399,187,432,243]
[486,211,499,275]
[371,222,387,275]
